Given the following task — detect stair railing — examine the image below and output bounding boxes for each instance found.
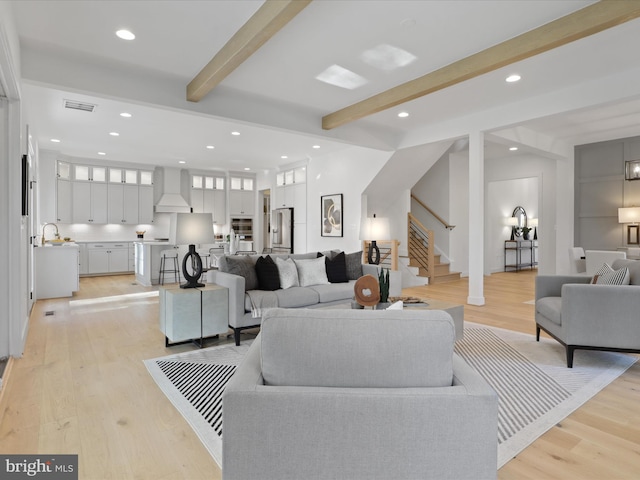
[362,239,399,270]
[411,194,455,230]
[408,212,435,284]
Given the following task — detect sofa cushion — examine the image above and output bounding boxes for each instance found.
[260,308,455,388]
[536,296,562,326]
[294,256,329,286]
[275,257,299,289]
[274,287,319,308]
[345,251,363,280]
[219,255,258,290]
[255,255,280,291]
[309,280,355,303]
[612,258,640,285]
[320,251,349,283]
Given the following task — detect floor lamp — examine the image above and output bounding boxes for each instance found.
[173,213,215,288]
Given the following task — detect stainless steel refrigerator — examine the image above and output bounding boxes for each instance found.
[272,207,294,253]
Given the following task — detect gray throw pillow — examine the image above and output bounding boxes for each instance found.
[345,251,363,280]
[275,257,300,289]
[294,256,329,286]
[219,255,258,290]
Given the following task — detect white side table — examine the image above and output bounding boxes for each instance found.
[159,283,229,347]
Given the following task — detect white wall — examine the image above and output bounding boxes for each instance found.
[306,146,389,254]
[486,177,539,273]
[450,152,470,276]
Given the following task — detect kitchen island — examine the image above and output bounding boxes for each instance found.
[35,244,79,299]
[134,241,175,286]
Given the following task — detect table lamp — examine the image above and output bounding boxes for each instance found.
[173,212,215,288]
[505,217,519,240]
[359,214,391,264]
[618,207,640,245]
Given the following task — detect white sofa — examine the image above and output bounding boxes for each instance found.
[208,251,401,345]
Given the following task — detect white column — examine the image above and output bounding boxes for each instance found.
[468,131,485,305]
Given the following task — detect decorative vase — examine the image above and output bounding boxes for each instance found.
[523,231,530,240]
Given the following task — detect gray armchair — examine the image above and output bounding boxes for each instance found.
[535,258,640,367]
[222,308,498,480]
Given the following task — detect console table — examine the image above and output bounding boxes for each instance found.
[159,283,229,347]
[504,240,537,272]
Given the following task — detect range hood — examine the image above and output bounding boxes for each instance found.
[154,167,191,213]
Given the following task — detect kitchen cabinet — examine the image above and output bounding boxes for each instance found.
[139,185,154,224]
[229,175,255,216]
[108,183,139,224]
[87,242,131,274]
[274,167,306,222]
[56,178,72,223]
[78,243,88,275]
[73,182,108,223]
[191,174,226,223]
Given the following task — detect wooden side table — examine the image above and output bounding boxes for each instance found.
[159,283,229,347]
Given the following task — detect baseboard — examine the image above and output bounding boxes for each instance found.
[0,356,15,424]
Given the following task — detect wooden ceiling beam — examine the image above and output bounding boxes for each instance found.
[322,0,640,130]
[187,0,312,102]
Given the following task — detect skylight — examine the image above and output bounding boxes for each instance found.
[360,44,416,71]
[316,65,368,90]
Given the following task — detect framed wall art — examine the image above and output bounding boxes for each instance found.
[321,194,343,237]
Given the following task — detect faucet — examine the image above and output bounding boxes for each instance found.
[41,223,60,245]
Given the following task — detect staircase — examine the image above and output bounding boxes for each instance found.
[408,213,461,284]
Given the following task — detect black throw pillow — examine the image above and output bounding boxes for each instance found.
[255,255,281,291]
[323,251,348,283]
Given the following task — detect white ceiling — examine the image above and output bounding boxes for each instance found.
[10,0,640,171]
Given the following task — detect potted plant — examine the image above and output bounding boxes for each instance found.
[376,268,390,309]
[521,226,532,240]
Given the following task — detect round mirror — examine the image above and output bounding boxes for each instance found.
[512,206,527,236]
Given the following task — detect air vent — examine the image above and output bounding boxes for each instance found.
[63,99,97,112]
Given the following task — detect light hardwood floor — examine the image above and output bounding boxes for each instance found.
[0,271,639,479]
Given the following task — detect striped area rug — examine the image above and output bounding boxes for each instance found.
[144,324,636,470]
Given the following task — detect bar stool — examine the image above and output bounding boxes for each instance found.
[159,249,181,285]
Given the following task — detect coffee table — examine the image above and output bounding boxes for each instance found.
[396,298,464,340]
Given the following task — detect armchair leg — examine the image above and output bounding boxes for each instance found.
[536,325,541,341]
[234,327,241,346]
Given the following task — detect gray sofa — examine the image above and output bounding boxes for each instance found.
[535,258,640,367]
[208,251,401,345]
[222,308,498,480]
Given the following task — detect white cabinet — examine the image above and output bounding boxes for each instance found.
[87,242,131,274]
[73,182,108,223]
[108,184,139,224]
[74,164,106,182]
[229,175,255,216]
[78,243,88,275]
[56,179,72,223]
[274,167,306,222]
[139,185,154,224]
[191,174,226,223]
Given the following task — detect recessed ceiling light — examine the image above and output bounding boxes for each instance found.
[231,131,240,136]
[98,152,106,155]
[50,138,61,143]
[178,160,186,164]
[116,29,135,41]
[120,112,132,118]
[361,44,417,71]
[398,111,409,118]
[509,146,519,151]
[316,64,368,90]
[506,74,521,83]
[244,167,251,171]
[206,145,215,149]
[312,145,320,149]
[281,155,288,159]
[109,132,119,136]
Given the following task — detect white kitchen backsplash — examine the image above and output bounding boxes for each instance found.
[53,213,174,242]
